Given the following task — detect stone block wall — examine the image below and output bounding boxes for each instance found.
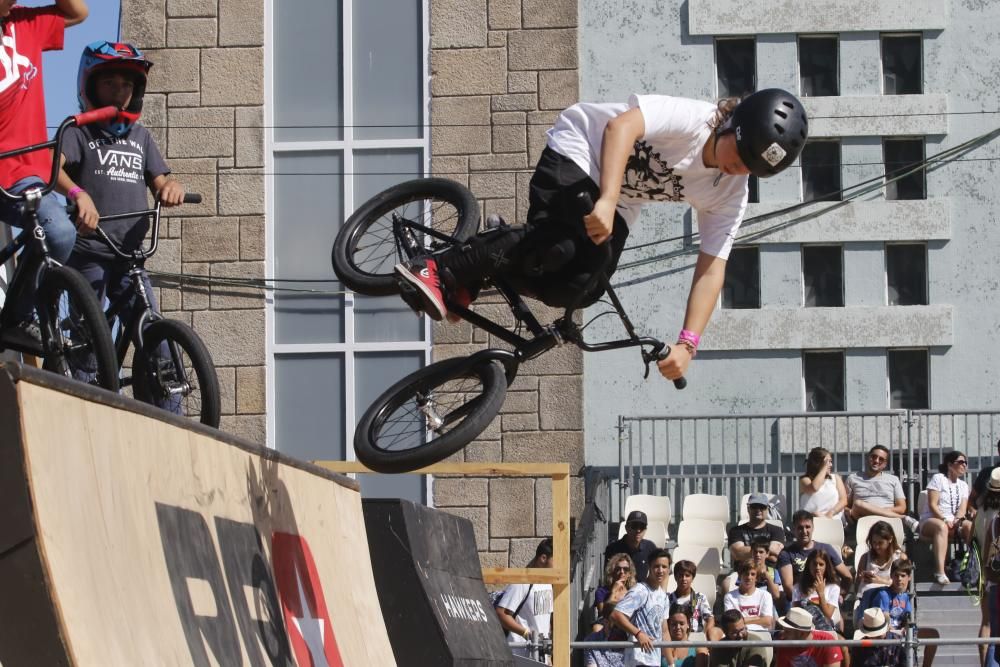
[121,0,266,443]
[428,0,585,567]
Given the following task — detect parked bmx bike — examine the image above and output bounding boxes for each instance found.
[332,178,684,473]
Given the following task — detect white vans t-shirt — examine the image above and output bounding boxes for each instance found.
[546,94,749,259]
[497,583,553,657]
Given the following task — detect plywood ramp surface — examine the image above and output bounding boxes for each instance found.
[0,365,396,667]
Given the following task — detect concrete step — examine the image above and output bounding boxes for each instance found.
[927,654,982,665]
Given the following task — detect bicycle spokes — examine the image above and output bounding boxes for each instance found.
[374,374,488,451]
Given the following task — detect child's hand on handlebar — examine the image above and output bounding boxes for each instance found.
[583,196,616,245]
[657,344,692,381]
[72,191,100,233]
[158,180,186,207]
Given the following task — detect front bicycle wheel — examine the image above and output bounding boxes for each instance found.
[332,178,480,295]
[132,319,221,427]
[38,265,120,392]
[355,356,507,473]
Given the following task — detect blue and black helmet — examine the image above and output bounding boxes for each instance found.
[77,41,153,137]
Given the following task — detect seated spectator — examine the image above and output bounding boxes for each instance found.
[974,468,1000,667]
[606,510,658,582]
[661,602,709,667]
[723,560,775,633]
[495,538,554,659]
[919,450,972,585]
[800,447,847,521]
[778,510,852,600]
[791,549,841,634]
[593,554,636,631]
[611,548,672,667]
[774,607,843,667]
[850,608,904,667]
[583,602,626,667]
[721,538,782,607]
[707,610,768,667]
[859,560,937,667]
[727,493,784,564]
[845,444,919,533]
[669,559,715,634]
[970,438,1000,510]
[855,520,907,598]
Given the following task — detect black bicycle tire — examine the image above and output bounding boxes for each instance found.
[332,178,480,296]
[39,265,120,392]
[132,319,222,428]
[354,356,507,473]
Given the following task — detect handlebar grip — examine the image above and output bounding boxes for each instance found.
[73,106,118,127]
[673,377,687,390]
[183,193,202,204]
[655,346,687,390]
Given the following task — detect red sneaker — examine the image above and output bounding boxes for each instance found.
[395,258,446,321]
[445,287,473,323]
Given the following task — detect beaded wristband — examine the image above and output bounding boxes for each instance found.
[678,329,701,348]
[67,186,85,201]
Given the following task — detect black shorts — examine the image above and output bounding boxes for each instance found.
[513,147,630,307]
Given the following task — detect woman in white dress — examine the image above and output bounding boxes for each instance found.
[799,447,847,521]
[919,450,971,585]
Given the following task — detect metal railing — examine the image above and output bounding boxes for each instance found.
[616,408,1000,523]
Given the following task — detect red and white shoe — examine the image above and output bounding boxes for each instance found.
[395,258,447,321]
[445,287,473,323]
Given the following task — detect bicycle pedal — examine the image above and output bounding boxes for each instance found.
[485,214,507,229]
[397,279,424,315]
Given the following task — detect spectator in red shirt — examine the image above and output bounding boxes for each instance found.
[774,607,843,667]
[0,1,88,330]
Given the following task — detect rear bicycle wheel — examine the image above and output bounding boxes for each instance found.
[332,178,480,295]
[354,356,507,473]
[38,265,120,392]
[132,319,221,427]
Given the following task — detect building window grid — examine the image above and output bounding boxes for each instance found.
[801,140,842,203]
[885,242,928,306]
[802,244,844,308]
[803,350,846,412]
[264,0,432,459]
[883,137,926,200]
[881,33,923,95]
[715,37,756,98]
[722,246,761,309]
[888,348,930,409]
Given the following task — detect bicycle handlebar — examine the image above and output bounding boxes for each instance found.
[0,106,120,204]
[80,192,203,260]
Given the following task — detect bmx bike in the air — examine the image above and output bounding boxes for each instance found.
[332,178,684,473]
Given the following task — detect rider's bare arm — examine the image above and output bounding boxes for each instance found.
[657,252,726,380]
[585,108,645,245]
[151,174,186,207]
[56,154,98,232]
[54,0,89,26]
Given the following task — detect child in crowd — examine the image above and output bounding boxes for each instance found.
[790,549,841,633]
[723,560,775,633]
[723,538,782,608]
[860,560,938,667]
[0,0,89,338]
[612,549,672,667]
[58,41,186,409]
[668,559,714,634]
[855,520,907,598]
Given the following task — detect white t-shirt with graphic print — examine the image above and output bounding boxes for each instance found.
[723,586,774,633]
[615,581,668,666]
[497,583,553,657]
[545,94,749,260]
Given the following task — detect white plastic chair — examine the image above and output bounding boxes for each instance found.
[677,519,727,550]
[671,544,723,576]
[854,515,905,569]
[811,516,845,551]
[738,492,786,523]
[683,493,729,523]
[623,494,672,525]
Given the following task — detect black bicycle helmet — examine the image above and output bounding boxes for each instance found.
[717,88,808,178]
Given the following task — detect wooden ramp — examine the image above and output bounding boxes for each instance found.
[0,363,396,667]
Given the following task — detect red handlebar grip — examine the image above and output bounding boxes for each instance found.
[73,106,119,127]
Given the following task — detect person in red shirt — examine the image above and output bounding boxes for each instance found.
[774,607,844,667]
[0,1,88,331]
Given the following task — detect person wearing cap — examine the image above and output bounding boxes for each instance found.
[392,89,808,385]
[605,510,660,582]
[975,466,1000,667]
[850,608,904,667]
[727,493,785,564]
[773,607,843,667]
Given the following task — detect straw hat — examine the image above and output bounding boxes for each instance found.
[988,467,1000,493]
[776,607,814,633]
[854,608,890,639]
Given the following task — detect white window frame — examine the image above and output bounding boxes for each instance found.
[880,32,923,95]
[263,0,432,456]
[886,347,930,410]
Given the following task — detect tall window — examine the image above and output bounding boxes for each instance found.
[889,349,929,409]
[882,34,922,94]
[722,246,760,309]
[801,141,841,202]
[799,36,839,96]
[716,38,756,98]
[268,0,427,500]
[804,351,845,412]
[886,243,928,305]
[802,245,844,307]
[748,175,759,204]
[883,138,926,200]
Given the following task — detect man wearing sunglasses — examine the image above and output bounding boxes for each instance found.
[845,444,919,534]
[728,493,785,565]
[605,510,660,582]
